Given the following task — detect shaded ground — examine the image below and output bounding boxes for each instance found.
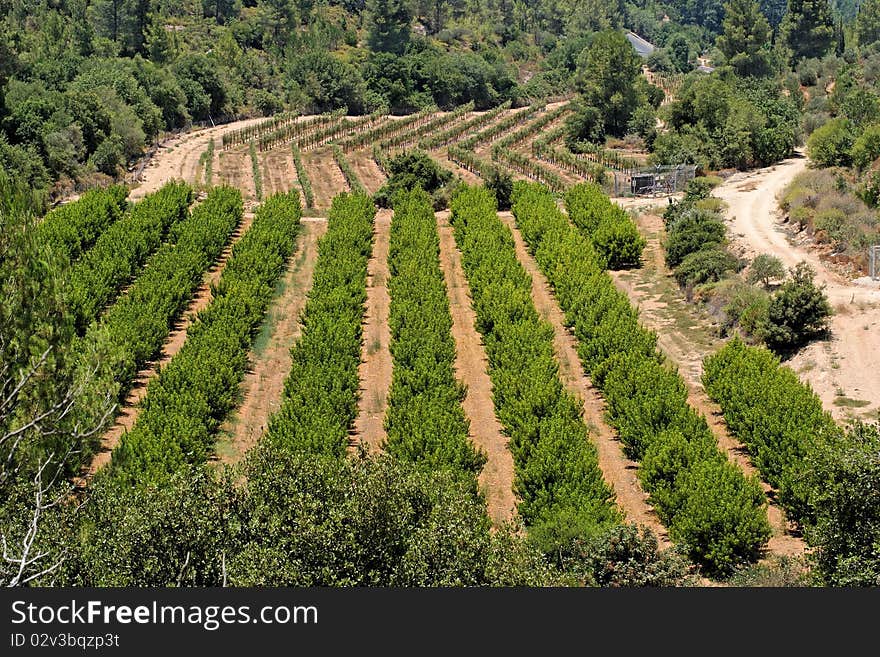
[351,209,393,453]
[436,211,517,525]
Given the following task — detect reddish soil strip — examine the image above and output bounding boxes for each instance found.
[351,209,393,453]
[262,149,297,197]
[498,212,669,544]
[609,210,806,557]
[216,219,328,463]
[74,212,256,487]
[304,149,349,209]
[348,151,387,194]
[436,211,517,525]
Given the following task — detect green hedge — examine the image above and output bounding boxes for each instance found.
[65,182,193,334]
[385,188,485,476]
[38,185,129,265]
[512,181,770,576]
[451,185,621,556]
[565,182,645,269]
[263,192,376,458]
[107,190,303,483]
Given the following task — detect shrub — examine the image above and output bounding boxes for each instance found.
[674,247,739,287]
[806,117,855,167]
[747,253,786,288]
[762,262,832,352]
[664,209,727,267]
[851,123,880,170]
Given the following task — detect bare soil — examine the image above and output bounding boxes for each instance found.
[714,154,880,423]
[348,152,387,194]
[217,147,257,203]
[351,209,393,453]
[609,210,806,557]
[131,118,264,200]
[74,212,255,487]
[498,212,670,544]
[216,219,328,463]
[436,211,517,525]
[261,148,297,197]
[305,149,349,209]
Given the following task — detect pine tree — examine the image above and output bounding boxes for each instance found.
[717,0,773,76]
[366,0,412,54]
[779,0,835,61]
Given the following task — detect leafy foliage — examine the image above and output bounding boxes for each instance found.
[762,261,832,352]
[451,186,621,559]
[64,182,193,334]
[511,181,771,576]
[108,190,302,483]
[264,192,375,458]
[565,183,645,269]
[385,188,485,476]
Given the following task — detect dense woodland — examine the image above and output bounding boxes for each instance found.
[4,0,880,588]
[4,0,873,200]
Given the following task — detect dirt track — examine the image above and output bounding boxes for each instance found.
[436,212,516,525]
[217,220,327,463]
[352,209,393,453]
[499,212,670,544]
[715,154,880,422]
[131,118,263,200]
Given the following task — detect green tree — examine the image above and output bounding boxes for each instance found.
[669,34,691,73]
[806,116,855,167]
[806,422,880,586]
[748,253,786,288]
[366,0,412,55]
[856,0,880,47]
[762,261,832,351]
[851,123,880,170]
[716,0,773,76]
[574,29,642,138]
[779,0,835,61]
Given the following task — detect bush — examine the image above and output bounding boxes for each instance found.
[674,247,739,287]
[664,209,727,267]
[806,117,855,167]
[562,523,694,587]
[747,253,786,288]
[851,123,880,170]
[374,150,452,208]
[762,262,832,352]
[484,166,514,211]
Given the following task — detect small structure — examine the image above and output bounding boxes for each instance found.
[625,31,656,58]
[870,244,880,280]
[618,164,697,197]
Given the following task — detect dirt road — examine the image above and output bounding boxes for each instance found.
[351,209,393,453]
[130,118,263,200]
[436,211,517,525]
[715,154,880,422]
